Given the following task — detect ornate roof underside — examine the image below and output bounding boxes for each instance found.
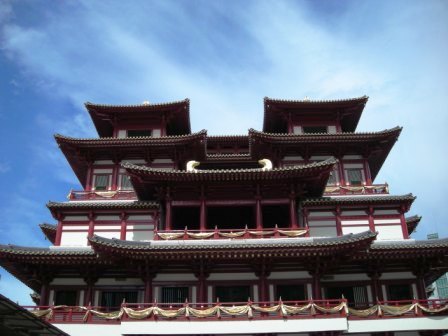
[85,99,191,137]
[406,215,422,234]
[249,127,402,180]
[39,223,57,244]
[263,96,369,133]
[123,159,336,200]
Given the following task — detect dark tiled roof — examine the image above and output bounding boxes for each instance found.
[55,129,207,146]
[85,99,191,137]
[263,96,368,133]
[47,201,159,210]
[249,126,402,141]
[264,96,369,105]
[85,99,190,109]
[89,230,377,251]
[302,194,416,207]
[0,245,95,256]
[39,223,57,244]
[371,238,448,250]
[123,158,337,182]
[0,293,69,336]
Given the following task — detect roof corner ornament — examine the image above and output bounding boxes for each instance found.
[258,158,273,171]
[186,160,200,172]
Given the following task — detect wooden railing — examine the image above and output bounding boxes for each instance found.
[23,299,448,324]
[324,183,389,195]
[67,189,137,201]
[153,226,309,240]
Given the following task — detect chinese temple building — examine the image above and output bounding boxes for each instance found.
[1,96,447,336]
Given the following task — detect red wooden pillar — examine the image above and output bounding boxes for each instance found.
[144,277,154,303]
[39,281,49,306]
[368,272,383,301]
[165,200,172,231]
[84,277,97,306]
[337,159,345,186]
[335,206,342,236]
[257,264,269,302]
[367,206,375,232]
[200,199,206,231]
[120,212,128,240]
[312,272,322,300]
[87,212,95,245]
[85,162,93,191]
[111,160,120,190]
[289,197,298,229]
[415,274,427,300]
[54,214,64,246]
[256,198,263,230]
[302,208,310,236]
[363,158,372,185]
[399,206,410,239]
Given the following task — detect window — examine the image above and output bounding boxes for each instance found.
[101,291,138,309]
[127,129,152,137]
[54,290,77,306]
[387,284,413,301]
[346,169,363,185]
[276,284,306,301]
[93,175,109,190]
[161,287,189,303]
[325,285,368,308]
[303,126,328,134]
[215,285,251,303]
[119,174,133,190]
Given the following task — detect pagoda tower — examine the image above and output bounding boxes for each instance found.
[0,96,447,336]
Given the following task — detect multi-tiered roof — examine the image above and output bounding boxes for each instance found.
[1,96,447,335]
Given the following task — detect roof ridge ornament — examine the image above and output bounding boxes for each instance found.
[186,160,200,172]
[258,158,273,171]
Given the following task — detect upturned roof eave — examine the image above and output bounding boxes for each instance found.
[262,95,369,133]
[88,230,377,254]
[85,98,191,137]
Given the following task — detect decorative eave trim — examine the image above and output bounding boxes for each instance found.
[123,158,337,182]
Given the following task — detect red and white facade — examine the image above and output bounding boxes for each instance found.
[1,96,447,336]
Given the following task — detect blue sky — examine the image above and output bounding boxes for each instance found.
[0,0,447,305]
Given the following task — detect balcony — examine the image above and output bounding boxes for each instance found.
[154,226,308,240]
[24,299,448,323]
[67,189,137,201]
[324,183,389,195]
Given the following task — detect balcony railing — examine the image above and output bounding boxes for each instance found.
[67,189,137,201]
[23,299,448,324]
[324,183,389,195]
[154,226,308,240]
